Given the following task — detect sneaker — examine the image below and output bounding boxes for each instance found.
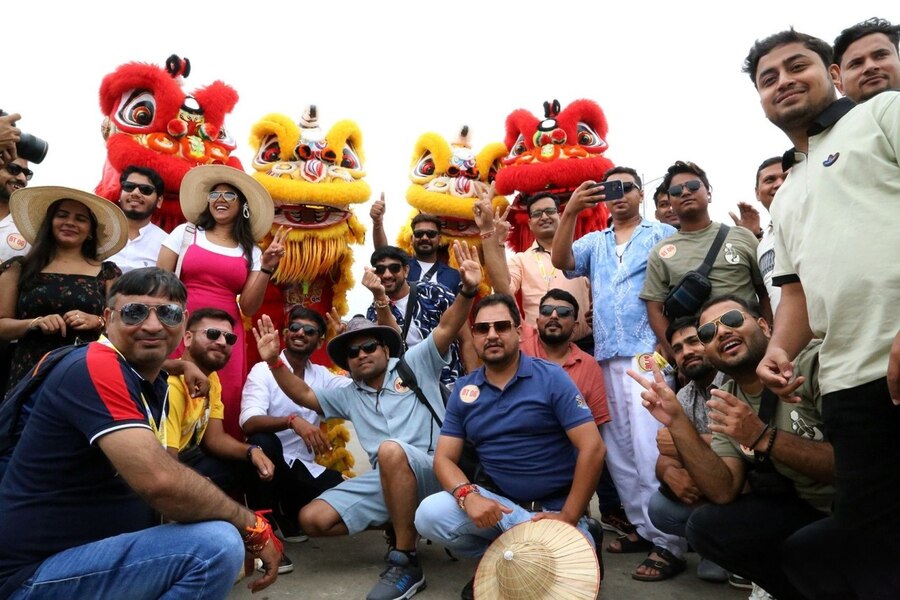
[748,583,775,600]
[276,528,309,543]
[255,553,294,574]
[600,507,636,536]
[729,574,753,589]
[366,550,426,600]
[461,575,474,600]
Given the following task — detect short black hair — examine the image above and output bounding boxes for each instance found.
[473,293,521,326]
[370,245,410,267]
[539,289,579,320]
[653,182,668,206]
[834,17,900,66]
[187,307,235,330]
[602,166,642,189]
[411,213,442,231]
[661,161,711,195]
[755,157,783,190]
[287,305,327,335]
[120,165,165,196]
[524,193,560,212]
[107,267,187,307]
[666,316,698,345]
[698,294,763,323]
[743,28,833,87]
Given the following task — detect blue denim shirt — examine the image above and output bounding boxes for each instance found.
[566,219,676,361]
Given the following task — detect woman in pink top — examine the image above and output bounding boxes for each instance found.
[158,165,285,439]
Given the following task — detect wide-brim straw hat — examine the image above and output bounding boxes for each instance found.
[10,186,128,260]
[474,520,600,600]
[179,165,274,241]
[326,316,403,372]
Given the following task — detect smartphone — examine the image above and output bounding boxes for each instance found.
[590,179,624,201]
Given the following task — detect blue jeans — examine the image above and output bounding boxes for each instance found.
[647,490,695,538]
[10,521,244,600]
[414,489,591,559]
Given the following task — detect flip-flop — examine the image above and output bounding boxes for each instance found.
[631,546,686,582]
[605,533,653,554]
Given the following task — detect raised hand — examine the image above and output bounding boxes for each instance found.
[627,362,684,427]
[566,180,606,215]
[756,346,804,403]
[261,226,287,271]
[324,307,347,338]
[729,201,762,236]
[370,192,386,225]
[361,266,387,298]
[452,241,482,290]
[252,315,281,364]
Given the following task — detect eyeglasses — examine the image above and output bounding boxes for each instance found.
[622,182,640,193]
[529,206,559,219]
[288,322,321,336]
[193,328,238,345]
[115,303,185,327]
[5,163,34,181]
[373,263,404,275]
[697,309,749,344]
[667,180,703,198]
[413,229,439,239]
[347,340,381,359]
[471,320,514,335]
[539,304,575,318]
[121,181,156,196]
[208,190,239,203]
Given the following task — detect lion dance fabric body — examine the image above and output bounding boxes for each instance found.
[399,126,508,295]
[494,99,613,253]
[95,55,242,232]
[249,107,370,477]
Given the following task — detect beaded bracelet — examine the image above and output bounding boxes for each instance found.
[749,424,770,452]
[374,298,390,309]
[759,427,779,459]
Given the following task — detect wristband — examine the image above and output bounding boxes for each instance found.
[27,317,41,331]
[749,424,770,452]
[479,229,495,240]
[759,426,779,459]
[242,510,284,555]
[374,298,390,309]
[286,414,297,430]
[454,483,480,509]
[269,358,286,370]
[260,267,274,276]
[246,444,261,462]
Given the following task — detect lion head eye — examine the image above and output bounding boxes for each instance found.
[412,152,436,178]
[116,90,156,129]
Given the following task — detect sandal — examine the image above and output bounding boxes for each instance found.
[606,533,653,554]
[631,546,686,582]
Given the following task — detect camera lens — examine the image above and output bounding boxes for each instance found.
[16,133,48,164]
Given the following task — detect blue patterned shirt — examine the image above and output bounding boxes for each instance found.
[566,219,677,361]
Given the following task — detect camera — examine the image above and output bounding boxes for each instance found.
[0,110,48,164]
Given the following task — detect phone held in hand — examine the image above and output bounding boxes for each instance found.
[591,179,624,201]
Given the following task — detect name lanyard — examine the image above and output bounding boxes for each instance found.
[533,246,557,287]
[97,336,168,448]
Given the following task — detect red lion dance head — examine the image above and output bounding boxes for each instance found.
[95,55,242,231]
[494,99,613,252]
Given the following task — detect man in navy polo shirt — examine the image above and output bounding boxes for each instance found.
[415,293,605,600]
[0,268,281,599]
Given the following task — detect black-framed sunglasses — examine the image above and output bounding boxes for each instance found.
[373,263,404,275]
[697,309,749,344]
[622,182,641,193]
[471,320,514,335]
[115,303,185,327]
[5,163,34,181]
[667,179,703,198]
[529,206,559,219]
[121,181,156,196]
[413,229,439,239]
[193,328,238,345]
[539,304,575,318]
[347,340,381,359]
[287,322,321,336]
[208,190,239,203]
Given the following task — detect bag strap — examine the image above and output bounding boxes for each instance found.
[696,224,730,277]
[396,356,443,427]
[421,262,440,283]
[758,387,779,425]
[174,223,197,278]
[399,282,418,351]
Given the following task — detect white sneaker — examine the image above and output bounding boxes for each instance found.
[748,583,775,600]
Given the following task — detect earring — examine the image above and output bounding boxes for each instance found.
[242,203,250,219]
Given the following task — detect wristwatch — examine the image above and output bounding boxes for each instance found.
[457,283,478,299]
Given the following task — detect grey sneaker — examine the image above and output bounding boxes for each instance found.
[366,550,426,600]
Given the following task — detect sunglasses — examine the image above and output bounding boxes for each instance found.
[413,229,439,239]
[347,340,381,359]
[287,322,321,336]
[121,181,156,196]
[208,190,239,203]
[373,263,404,275]
[539,304,575,318]
[529,206,559,219]
[193,327,238,345]
[622,182,640,193]
[471,320,514,335]
[697,309,749,344]
[667,179,703,198]
[115,303,185,327]
[5,163,34,181]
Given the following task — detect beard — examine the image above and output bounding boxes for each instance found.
[710,328,768,375]
[681,358,715,381]
[192,350,230,373]
[538,325,570,346]
[122,205,157,222]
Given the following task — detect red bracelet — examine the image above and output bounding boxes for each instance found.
[454,484,480,510]
[286,414,296,429]
[269,358,286,370]
[242,510,284,555]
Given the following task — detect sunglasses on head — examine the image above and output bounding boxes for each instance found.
[667,179,703,198]
[347,340,381,359]
[193,328,238,345]
[207,190,239,203]
[5,163,34,181]
[288,322,321,336]
[539,304,575,318]
[697,309,749,344]
[471,320,514,335]
[373,263,404,275]
[413,229,439,239]
[121,181,156,196]
[115,303,185,327]
[529,206,559,219]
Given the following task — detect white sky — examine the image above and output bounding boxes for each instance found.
[8,1,889,315]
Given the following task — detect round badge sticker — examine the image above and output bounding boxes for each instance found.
[658,244,677,259]
[6,233,26,251]
[636,353,655,372]
[394,377,409,393]
[459,385,480,404]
